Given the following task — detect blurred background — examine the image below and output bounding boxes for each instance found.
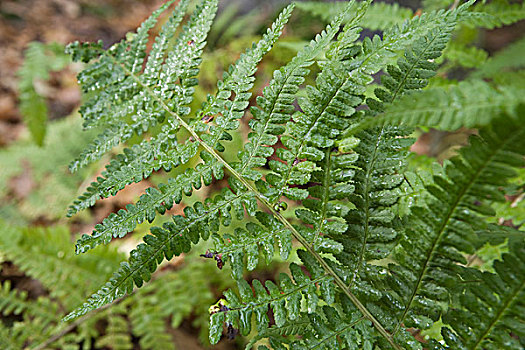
[0,0,523,349]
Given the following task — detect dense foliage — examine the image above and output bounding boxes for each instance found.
[2,0,524,348]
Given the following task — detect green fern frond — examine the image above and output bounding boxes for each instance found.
[209,256,334,344]
[68,0,217,172]
[383,110,525,336]
[65,187,256,320]
[0,323,21,350]
[0,222,123,309]
[334,25,454,282]
[236,0,360,182]
[354,79,525,132]
[17,42,69,146]
[296,1,413,31]
[433,241,525,350]
[0,281,58,327]
[463,0,525,29]
[74,150,224,253]
[95,308,134,350]
[440,43,488,69]
[57,1,525,348]
[67,3,293,217]
[474,36,525,78]
[129,299,174,350]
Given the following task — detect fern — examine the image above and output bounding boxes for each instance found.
[429,241,525,350]
[381,111,525,339]
[17,42,69,146]
[0,221,235,349]
[352,79,525,132]
[94,307,133,350]
[474,36,525,78]
[463,0,525,29]
[0,116,95,223]
[296,1,413,31]
[49,0,525,349]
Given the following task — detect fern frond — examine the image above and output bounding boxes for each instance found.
[463,0,525,29]
[0,222,122,309]
[0,281,59,328]
[441,42,488,69]
[236,0,360,182]
[474,36,525,78]
[95,308,133,350]
[0,323,21,350]
[74,151,223,253]
[212,211,293,279]
[383,110,525,336]
[353,80,525,132]
[67,4,293,217]
[209,258,333,344]
[58,1,525,348]
[68,0,217,172]
[335,26,453,286]
[432,241,525,350]
[296,1,413,31]
[64,187,256,320]
[17,42,69,146]
[129,299,174,350]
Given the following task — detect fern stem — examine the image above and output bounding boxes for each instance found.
[107,52,403,350]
